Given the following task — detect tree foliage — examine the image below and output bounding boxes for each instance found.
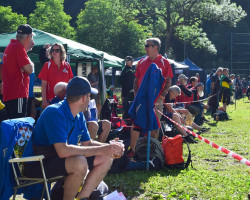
[0,0,37,18]
[120,0,247,55]
[29,0,76,40]
[77,0,147,58]
[0,6,27,34]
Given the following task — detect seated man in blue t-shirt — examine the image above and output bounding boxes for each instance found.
[51,82,111,143]
[24,76,124,200]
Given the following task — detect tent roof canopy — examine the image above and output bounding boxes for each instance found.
[168,58,189,69]
[0,29,124,68]
[181,58,203,71]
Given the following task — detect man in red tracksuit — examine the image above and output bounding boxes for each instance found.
[128,38,173,158]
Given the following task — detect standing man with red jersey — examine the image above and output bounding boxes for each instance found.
[2,24,35,119]
[127,38,173,158]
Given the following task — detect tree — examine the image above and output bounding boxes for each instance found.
[77,0,147,58]
[120,0,246,56]
[0,0,38,18]
[0,6,27,34]
[29,0,76,40]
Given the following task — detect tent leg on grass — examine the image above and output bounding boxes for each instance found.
[146,131,151,171]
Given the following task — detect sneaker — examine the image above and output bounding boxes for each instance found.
[126,149,135,158]
[183,135,197,144]
[197,127,210,135]
[148,157,162,170]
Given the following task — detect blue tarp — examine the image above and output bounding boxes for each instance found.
[182,58,203,71]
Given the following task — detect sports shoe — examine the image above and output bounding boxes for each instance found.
[183,135,197,144]
[126,149,135,158]
[148,157,162,171]
[197,127,211,135]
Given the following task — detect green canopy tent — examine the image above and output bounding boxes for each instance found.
[0,29,124,102]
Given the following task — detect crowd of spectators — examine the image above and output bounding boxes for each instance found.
[0,24,249,199]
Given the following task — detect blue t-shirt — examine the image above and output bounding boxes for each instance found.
[33,100,90,146]
[206,78,212,94]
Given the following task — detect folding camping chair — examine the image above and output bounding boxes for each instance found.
[0,117,64,200]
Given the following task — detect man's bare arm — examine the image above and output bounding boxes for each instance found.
[54,142,123,158]
[133,77,139,97]
[41,80,49,108]
[22,63,34,75]
[161,76,171,97]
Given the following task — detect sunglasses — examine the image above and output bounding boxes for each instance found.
[51,49,61,53]
[145,44,155,48]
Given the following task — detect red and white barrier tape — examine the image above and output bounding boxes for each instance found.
[173,93,217,105]
[155,93,217,106]
[156,109,250,167]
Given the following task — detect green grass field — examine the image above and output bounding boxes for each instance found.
[14,97,250,199]
[104,98,250,200]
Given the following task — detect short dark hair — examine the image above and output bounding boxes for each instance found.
[66,95,83,103]
[189,76,198,84]
[125,56,134,62]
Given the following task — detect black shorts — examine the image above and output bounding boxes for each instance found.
[160,113,174,126]
[219,88,230,105]
[24,155,95,179]
[3,97,27,119]
[97,121,103,135]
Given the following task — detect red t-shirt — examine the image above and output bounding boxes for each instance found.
[2,39,31,101]
[135,55,173,87]
[38,60,74,101]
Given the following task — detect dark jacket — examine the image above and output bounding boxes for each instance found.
[120,65,134,99]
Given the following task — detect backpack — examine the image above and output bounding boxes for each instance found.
[135,137,165,170]
[100,99,112,121]
[100,99,118,121]
[162,135,192,169]
[213,110,229,121]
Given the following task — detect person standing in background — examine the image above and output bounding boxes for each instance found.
[39,43,50,66]
[38,43,74,109]
[120,56,135,119]
[196,73,200,82]
[128,38,173,158]
[208,67,223,116]
[87,64,101,113]
[2,24,35,119]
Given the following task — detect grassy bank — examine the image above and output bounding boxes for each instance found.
[105,98,250,199]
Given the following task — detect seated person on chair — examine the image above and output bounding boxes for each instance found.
[164,85,209,135]
[161,85,197,143]
[52,82,111,143]
[24,76,124,200]
[50,81,67,104]
[84,98,111,143]
[187,76,198,89]
[190,83,209,125]
[176,74,193,108]
[246,84,250,100]
[106,85,115,99]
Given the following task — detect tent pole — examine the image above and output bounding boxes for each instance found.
[146,131,151,171]
[99,55,106,105]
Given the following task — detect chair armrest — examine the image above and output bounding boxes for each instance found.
[9,155,45,163]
